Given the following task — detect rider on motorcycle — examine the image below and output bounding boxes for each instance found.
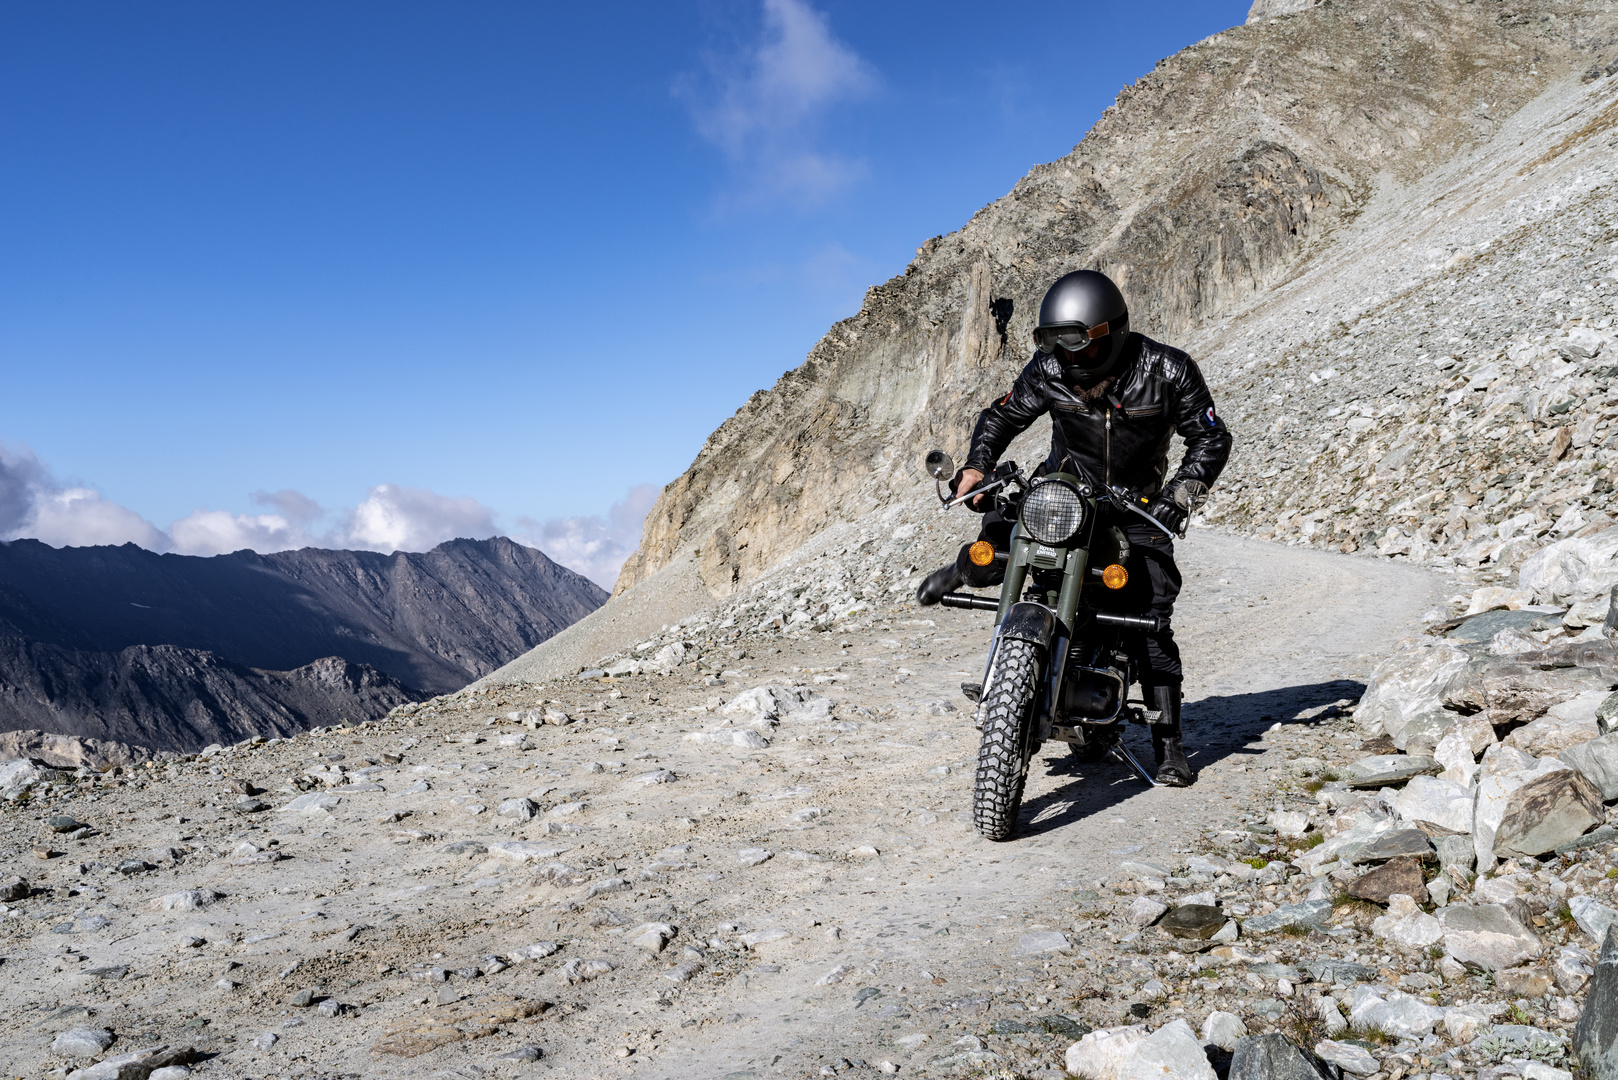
[917,269,1232,786]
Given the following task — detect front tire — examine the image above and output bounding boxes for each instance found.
[973,638,1042,841]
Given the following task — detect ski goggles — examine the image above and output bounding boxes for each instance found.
[1034,321,1110,354]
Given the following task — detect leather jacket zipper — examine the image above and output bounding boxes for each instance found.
[1105,409,1112,487]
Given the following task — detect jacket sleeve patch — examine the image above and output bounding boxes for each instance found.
[1203,406,1220,428]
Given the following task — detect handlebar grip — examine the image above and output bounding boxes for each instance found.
[1092,611,1164,632]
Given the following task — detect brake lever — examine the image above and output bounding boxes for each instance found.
[941,475,1012,510]
[1107,486,1177,540]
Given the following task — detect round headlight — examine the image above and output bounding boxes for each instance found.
[1020,480,1086,546]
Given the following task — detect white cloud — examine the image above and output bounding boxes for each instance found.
[515,484,659,590]
[680,0,877,206]
[168,509,307,556]
[27,488,169,550]
[0,440,656,585]
[339,484,497,553]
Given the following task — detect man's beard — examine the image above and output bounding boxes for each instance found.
[1068,375,1114,401]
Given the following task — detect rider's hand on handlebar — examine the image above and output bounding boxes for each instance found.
[955,468,986,508]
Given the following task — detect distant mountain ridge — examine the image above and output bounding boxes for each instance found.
[0,536,607,752]
[0,536,605,693]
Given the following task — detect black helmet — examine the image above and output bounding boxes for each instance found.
[1034,270,1130,381]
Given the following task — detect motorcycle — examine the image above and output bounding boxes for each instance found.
[920,448,1206,841]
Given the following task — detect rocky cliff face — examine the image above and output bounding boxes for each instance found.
[615,0,1618,599]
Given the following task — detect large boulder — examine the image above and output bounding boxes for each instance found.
[1560,732,1618,800]
[1479,661,1614,723]
[1393,775,1473,834]
[1355,642,1472,740]
[1493,768,1606,858]
[1574,925,1618,1080]
[1351,860,1429,905]
[1228,1033,1343,1080]
[1519,527,1618,606]
[1439,903,1545,970]
[1504,691,1606,756]
[1472,747,1570,872]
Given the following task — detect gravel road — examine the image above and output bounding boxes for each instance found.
[0,531,1452,1079]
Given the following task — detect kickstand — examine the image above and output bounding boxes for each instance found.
[1110,742,1163,788]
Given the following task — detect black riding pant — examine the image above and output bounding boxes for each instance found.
[957,512,1183,689]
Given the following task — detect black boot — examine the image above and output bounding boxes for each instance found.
[916,562,963,606]
[1148,684,1194,787]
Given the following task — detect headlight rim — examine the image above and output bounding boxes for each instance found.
[1020,478,1086,547]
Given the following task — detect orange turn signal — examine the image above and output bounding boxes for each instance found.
[969,541,996,567]
[1101,563,1129,589]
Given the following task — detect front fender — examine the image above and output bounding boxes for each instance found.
[998,602,1056,651]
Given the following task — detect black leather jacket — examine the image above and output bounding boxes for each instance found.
[964,333,1232,502]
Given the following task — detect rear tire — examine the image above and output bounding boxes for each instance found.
[973,638,1042,841]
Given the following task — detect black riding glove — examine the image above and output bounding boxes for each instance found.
[1147,498,1188,538]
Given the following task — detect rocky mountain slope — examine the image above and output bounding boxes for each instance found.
[0,537,606,753]
[615,0,1618,601]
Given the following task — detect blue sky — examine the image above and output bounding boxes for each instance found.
[0,0,1250,584]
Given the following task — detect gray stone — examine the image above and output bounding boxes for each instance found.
[629,923,676,953]
[281,793,339,814]
[64,1044,192,1080]
[1571,895,1618,946]
[52,1028,115,1059]
[1312,1040,1378,1076]
[1554,945,1596,993]
[438,840,488,857]
[1439,903,1545,970]
[0,875,28,901]
[736,847,773,867]
[250,1033,277,1050]
[1126,897,1168,926]
[494,1046,543,1062]
[152,890,220,912]
[1436,834,1476,877]
[1160,904,1226,940]
[1574,926,1618,1079]
[1347,988,1445,1038]
[148,1069,189,1080]
[49,814,84,833]
[1344,755,1440,788]
[1304,960,1377,984]
[558,958,615,984]
[1243,898,1333,934]
[1494,769,1606,857]
[1118,860,1173,880]
[1015,931,1070,955]
[1556,824,1618,855]
[1448,608,1565,643]
[289,989,315,1007]
[1228,1033,1343,1080]
[496,798,537,821]
[1561,733,1618,800]
[1353,828,1435,864]
[1599,690,1618,735]
[1391,775,1473,834]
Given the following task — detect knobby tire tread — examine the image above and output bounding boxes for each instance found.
[973,637,1041,841]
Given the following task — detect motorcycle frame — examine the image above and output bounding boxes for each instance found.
[974,469,1124,748]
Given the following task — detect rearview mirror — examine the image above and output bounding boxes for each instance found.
[925,450,955,481]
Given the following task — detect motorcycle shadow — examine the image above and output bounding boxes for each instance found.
[1015,678,1365,837]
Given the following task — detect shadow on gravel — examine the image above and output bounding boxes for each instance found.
[1015,679,1364,836]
